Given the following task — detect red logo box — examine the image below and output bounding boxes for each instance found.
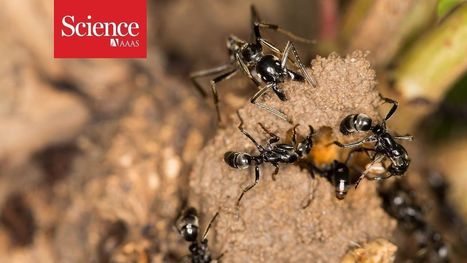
[54,0,146,58]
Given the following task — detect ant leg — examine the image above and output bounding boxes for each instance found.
[301,169,318,209]
[237,165,261,206]
[235,52,261,87]
[254,22,316,44]
[271,163,279,181]
[344,147,376,164]
[394,135,414,141]
[236,111,266,152]
[259,38,298,65]
[190,63,234,97]
[258,38,306,74]
[259,38,281,53]
[250,5,261,23]
[354,154,385,188]
[291,124,300,146]
[201,211,220,241]
[236,110,245,129]
[214,252,226,262]
[255,103,290,122]
[250,83,273,103]
[210,69,239,123]
[332,136,377,149]
[250,5,261,42]
[258,38,309,82]
[380,96,398,122]
[282,41,317,87]
[250,84,290,122]
[366,172,393,181]
[258,123,280,145]
[308,125,315,136]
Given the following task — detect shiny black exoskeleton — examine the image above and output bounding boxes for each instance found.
[224,113,314,205]
[176,207,221,263]
[325,161,351,200]
[379,182,449,262]
[339,113,373,135]
[312,160,351,200]
[190,5,316,123]
[334,97,413,186]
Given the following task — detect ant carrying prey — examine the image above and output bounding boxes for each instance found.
[190,5,316,123]
[176,207,222,263]
[333,97,413,186]
[224,112,314,206]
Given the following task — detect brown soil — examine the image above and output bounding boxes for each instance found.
[188,51,396,262]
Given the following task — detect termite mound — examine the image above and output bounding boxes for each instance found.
[189,51,396,262]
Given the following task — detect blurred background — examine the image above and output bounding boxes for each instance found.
[0,0,466,262]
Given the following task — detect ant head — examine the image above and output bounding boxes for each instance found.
[296,138,312,157]
[296,126,314,157]
[176,207,199,242]
[354,114,372,132]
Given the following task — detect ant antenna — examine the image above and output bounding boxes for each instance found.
[202,212,220,241]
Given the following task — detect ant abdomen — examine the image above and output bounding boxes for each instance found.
[176,207,199,242]
[330,161,350,200]
[340,113,372,135]
[224,152,252,169]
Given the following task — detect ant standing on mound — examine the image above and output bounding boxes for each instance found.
[224,112,314,206]
[333,97,413,187]
[190,5,316,123]
[176,207,222,263]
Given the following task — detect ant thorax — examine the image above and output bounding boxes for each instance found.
[240,43,263,64]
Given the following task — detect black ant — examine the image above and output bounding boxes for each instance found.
[379,181,449,262]
[190,5,316,123]
[426,170,467,250]
[176,207,222,263]
[311,160,351,200]
[224,112,314,206]
[333,97,413,186]
[308,146,374,200]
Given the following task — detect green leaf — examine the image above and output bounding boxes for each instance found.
[437,0,465,19]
